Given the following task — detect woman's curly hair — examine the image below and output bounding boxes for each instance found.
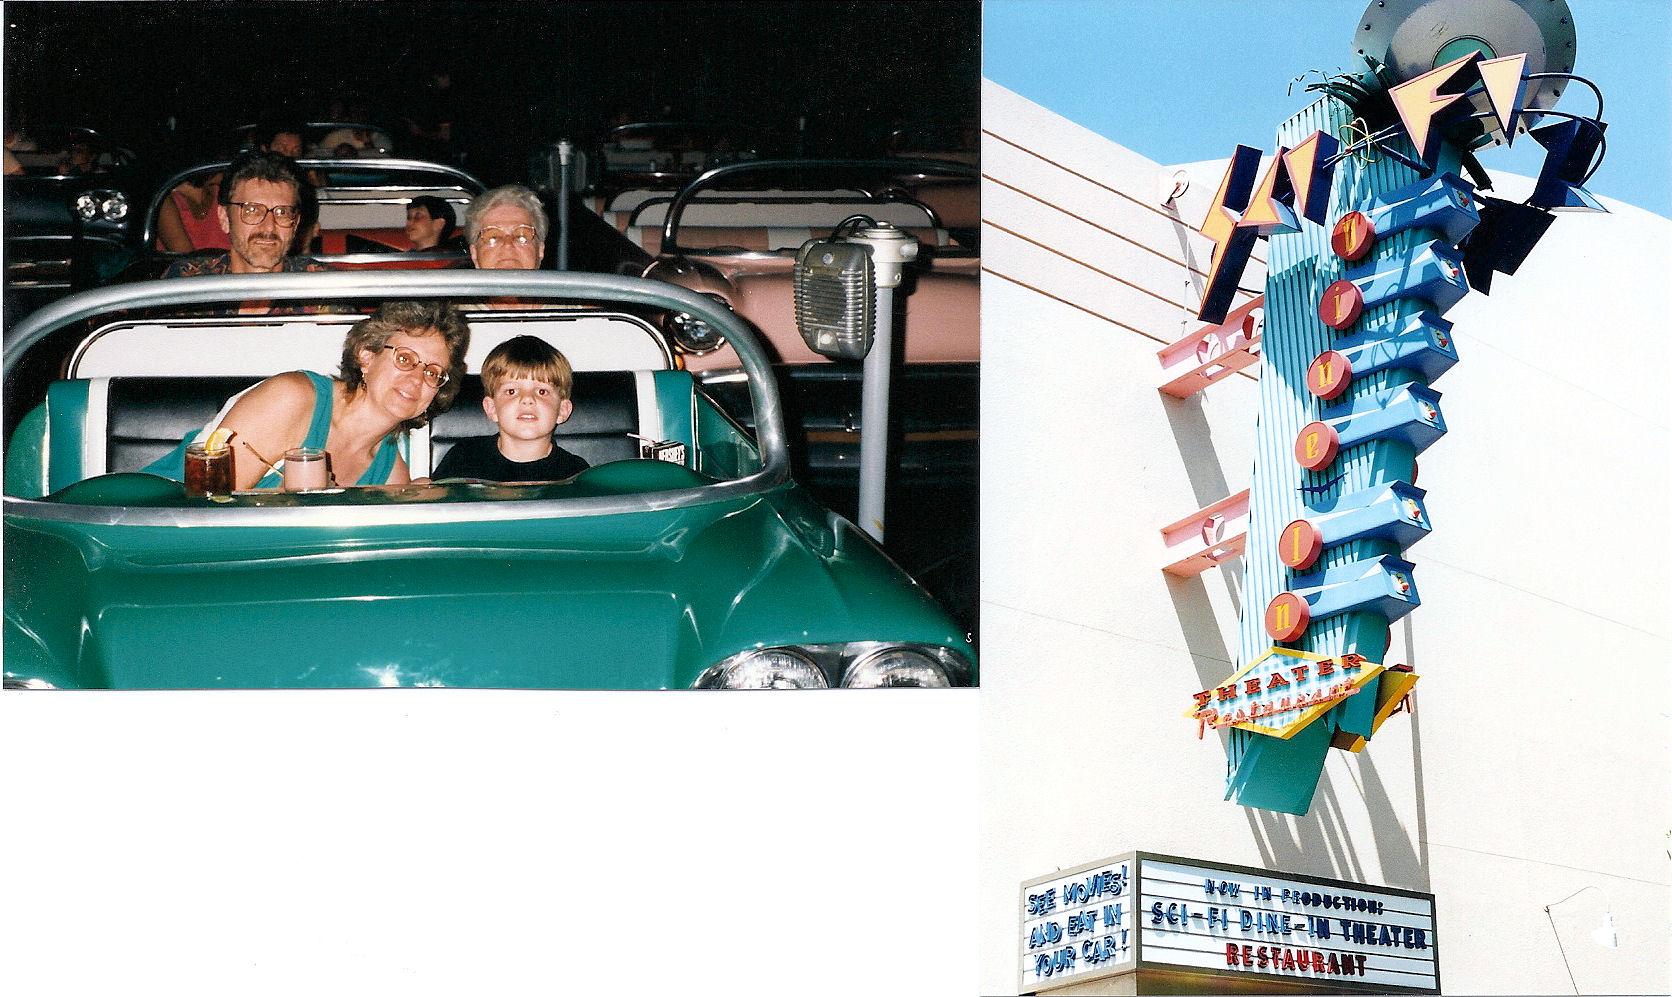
[339,300,471,428]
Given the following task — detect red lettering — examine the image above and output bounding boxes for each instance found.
[1290,664,1309,682]
[1226,942,1242,967]
[1193,690,1212,709]
[1317,658,1335,677]
[1216,684,1238,702]
[1265,671,1290,690]
[1244,678,1262,696]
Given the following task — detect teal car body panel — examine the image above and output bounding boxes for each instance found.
[3,271,975,690]
[5,478,964,689]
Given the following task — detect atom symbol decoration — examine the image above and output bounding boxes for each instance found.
[1337,117,1383,165]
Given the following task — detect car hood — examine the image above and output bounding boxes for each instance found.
[4,487,967,689]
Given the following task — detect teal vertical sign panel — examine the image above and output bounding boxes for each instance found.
[1227,94,1468,814]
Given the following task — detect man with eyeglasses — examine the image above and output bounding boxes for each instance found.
[163,150,326,278]
[463,185,548,271]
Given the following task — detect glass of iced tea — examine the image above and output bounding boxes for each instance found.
[282,447,331,491]
[184,441,235,496]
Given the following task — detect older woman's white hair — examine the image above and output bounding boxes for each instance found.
[463,184,549,244]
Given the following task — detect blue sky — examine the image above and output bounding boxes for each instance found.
[984,0,1670,217]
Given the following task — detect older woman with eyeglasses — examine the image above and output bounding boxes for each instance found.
[465,184,548,270]
[145,301,470,490]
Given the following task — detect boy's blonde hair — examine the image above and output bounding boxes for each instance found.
[480,335,574,398]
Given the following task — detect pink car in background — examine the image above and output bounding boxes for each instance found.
[623,158,980,631]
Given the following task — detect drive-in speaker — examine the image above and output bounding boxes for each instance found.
[793,240,875,361]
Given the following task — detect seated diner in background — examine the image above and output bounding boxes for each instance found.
[162,150,326,277]
[252,119,306,160]
[466,184,547,271]
[155,169,229,253]
[55,137,101,175]
[406,194,464,252]
[460,184,548,308]
[143,300,470,490]
[252,117,327,194]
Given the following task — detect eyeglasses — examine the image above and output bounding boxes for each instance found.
[381,345,450,388]
[228,201,301,227]
[475,225,538,249]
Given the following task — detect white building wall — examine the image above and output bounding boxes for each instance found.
[979,80,1669,996]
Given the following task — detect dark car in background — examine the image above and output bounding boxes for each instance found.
[3,126,144,321]
[233,120,399,158]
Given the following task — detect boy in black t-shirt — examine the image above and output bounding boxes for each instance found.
[434,335,589,481]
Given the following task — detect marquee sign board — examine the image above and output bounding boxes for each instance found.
[1020,856,1136,991]
[1022,852,1440,994]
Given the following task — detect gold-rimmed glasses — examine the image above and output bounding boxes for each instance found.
[475,225,538,249]
[227,201,302,227]
[382,345,450,387]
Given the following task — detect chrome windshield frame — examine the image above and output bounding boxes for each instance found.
[659,157,977,256]
[140,158,486,248]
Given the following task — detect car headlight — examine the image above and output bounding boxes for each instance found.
[101,191,130,222]
[2,677,59,690]
[74,190,129,224]
[668,311,725,353]
[663,293,730,354]
[842,647,952,688]
[692,642,972,689]
[693,649,828,689]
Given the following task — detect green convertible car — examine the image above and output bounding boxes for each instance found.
[2,270,974,689]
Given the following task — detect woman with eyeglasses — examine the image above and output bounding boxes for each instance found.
[144,301,470,489]
[464,185,547,271]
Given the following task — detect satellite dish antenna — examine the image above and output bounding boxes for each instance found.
[1353,0,1577,146]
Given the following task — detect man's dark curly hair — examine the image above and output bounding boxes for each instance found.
[217,149,307,206]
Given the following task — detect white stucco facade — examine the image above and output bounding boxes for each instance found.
[979,79,1669,996]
